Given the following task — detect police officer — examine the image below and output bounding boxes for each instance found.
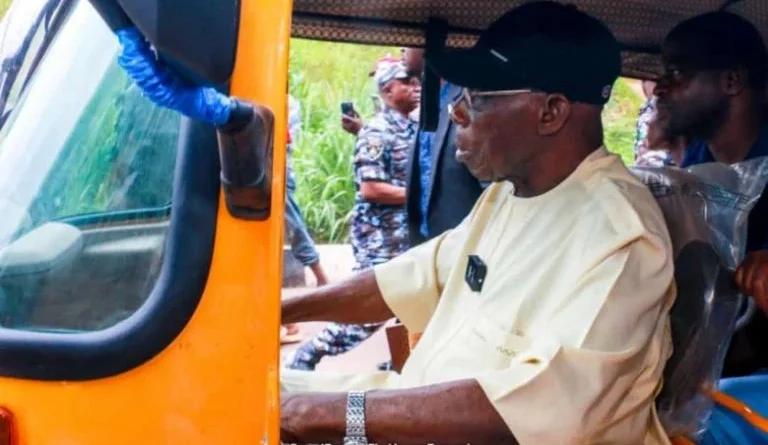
[287,59,420,370]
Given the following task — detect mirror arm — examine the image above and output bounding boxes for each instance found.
[215,99,274,221]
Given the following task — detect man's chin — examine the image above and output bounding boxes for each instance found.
[662,118,694,141]
[456,149,493,180]
[665,123,704,142]
[464,163,494,182]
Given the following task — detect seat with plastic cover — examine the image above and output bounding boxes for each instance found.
[632,158,768,444]
[657,240,743,437]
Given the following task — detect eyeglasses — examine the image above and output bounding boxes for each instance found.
[448,88,533,124]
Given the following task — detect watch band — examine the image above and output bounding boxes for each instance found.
[344,390,367,445]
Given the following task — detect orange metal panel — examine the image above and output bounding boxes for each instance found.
[0,0,291,443]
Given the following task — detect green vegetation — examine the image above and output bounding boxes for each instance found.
[289,40,399,243]
[604,78,644,164]
[0,0,10,17]
[288,39,644,242]
[29,62,180,227]
[33,63,128,221]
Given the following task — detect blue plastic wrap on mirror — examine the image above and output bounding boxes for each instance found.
[115,27,232,126]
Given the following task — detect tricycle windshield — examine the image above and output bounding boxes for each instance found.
[0,0,180,332]
[0,0,179,246]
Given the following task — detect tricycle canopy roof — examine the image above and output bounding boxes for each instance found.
[290,0,768,80]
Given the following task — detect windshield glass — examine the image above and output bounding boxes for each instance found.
[0,0,180,246]
[0,0,67,121]
[0,0,49,58]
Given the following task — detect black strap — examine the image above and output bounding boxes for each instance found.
[420,17,448,132]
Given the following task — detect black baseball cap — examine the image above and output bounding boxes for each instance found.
[425,1,621,105]
[664,11,768,91]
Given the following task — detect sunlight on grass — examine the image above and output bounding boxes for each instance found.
[0,0,11,17]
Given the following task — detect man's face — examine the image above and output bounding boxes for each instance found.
[654,39,729,141]
[450,89,543,182]
[382,76,421,114]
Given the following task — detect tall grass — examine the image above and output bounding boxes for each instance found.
[288,38,644,242]
[289,40,399,243]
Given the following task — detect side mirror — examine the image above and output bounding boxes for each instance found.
[215,100,274,221]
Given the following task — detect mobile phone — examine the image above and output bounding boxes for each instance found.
[341,101,355,117]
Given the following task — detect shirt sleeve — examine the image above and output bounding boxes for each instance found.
[474,232,675,445]
[281,368,401,393]
[354,129,392,183]
[373,210,473,334]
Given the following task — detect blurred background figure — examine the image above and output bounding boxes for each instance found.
[281,94,330,345]
[633,80,682,167]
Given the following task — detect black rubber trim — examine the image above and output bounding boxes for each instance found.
[61,205,172,227]
[0,117,221,380]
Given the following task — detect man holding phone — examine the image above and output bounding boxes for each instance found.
[287,59,420,370]
[341,102,364,135]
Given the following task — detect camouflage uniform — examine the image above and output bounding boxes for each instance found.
[348,106,414,268]
[288,62,417,371]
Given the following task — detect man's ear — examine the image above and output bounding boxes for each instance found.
[538,94,570,136]
[722,68,747,96]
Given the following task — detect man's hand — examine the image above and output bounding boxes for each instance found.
[341,112,363,136]
[281,392,345,445]
[279,380,517,445]
[735,250,768,314]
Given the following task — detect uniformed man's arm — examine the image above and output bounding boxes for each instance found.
[360,181,406,205]
[353,126,406,204]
